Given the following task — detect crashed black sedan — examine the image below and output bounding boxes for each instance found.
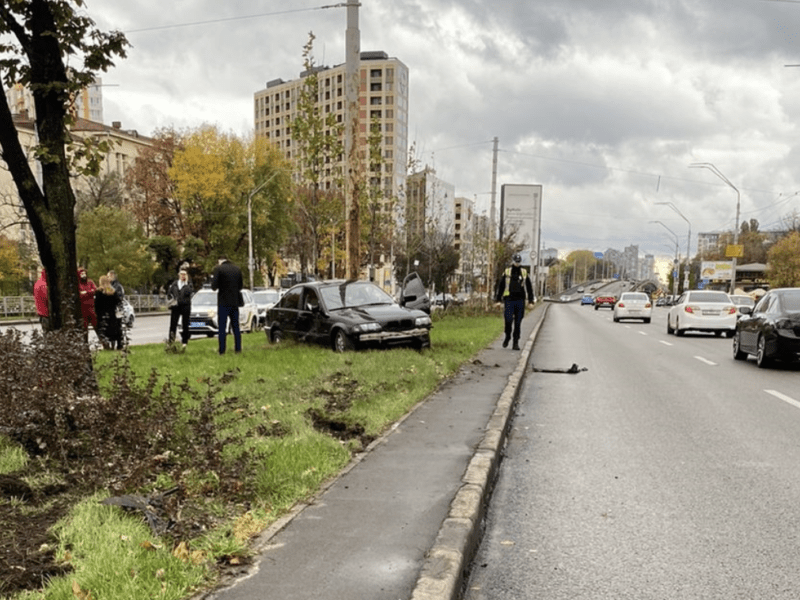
[265,280,432,352]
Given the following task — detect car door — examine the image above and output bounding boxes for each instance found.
[739,293,772,352]
[274,287,302,338]
[296,288,324,343]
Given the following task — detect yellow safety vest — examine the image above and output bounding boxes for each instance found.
[502,267,527,297]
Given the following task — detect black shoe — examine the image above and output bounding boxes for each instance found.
[512,341,520,351]
[502,335,510,348]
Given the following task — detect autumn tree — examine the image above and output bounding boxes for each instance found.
[0,0,128,331]
[291,32,344,278]
[363,116,396,278]
[75,205,152,290]
[74,170,124,220]
[125,127,183,238]
[170,126,293,282]
[767,231,800,288]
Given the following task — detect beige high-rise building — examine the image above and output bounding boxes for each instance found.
[253,51,409,205]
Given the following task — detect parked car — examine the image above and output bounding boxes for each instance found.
[580,294,594,306]
[188,288,259,337]
[119,298,135,328]
[613,292,652,323]
[253,288,281,326]
[730,294,755,318]
[266,280,432,352]
[667,290,737,337]
[733,288,800,368]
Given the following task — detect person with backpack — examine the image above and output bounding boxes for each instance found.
[494,253,534,350]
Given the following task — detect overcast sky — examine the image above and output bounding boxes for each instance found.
[85,0,800,262]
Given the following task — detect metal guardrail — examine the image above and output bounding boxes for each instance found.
[0,294,167,320]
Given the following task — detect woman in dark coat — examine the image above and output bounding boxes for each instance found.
[167,269,194,347]
[94,275,123,349]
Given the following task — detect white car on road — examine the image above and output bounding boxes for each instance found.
[667,290,737,337]
[613,292,652,323]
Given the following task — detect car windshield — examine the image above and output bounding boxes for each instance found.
[780,290,800,311]
[254,291,279,303]
[687,292,730,303]
[321,282,395,310]
[730,296,754,306]
[192,291,217,306]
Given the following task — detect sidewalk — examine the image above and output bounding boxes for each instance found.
[200,303,549,600]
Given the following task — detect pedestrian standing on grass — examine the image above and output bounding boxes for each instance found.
[95,275,123,350]
[211,255,243,355]
[33,269,49,331]
[167,269,193,348]
[77,267,97,330]
[494,253,534,351]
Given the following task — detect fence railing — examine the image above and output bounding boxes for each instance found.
[0,295,167,320]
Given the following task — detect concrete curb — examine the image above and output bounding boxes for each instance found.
[409,303,549,600]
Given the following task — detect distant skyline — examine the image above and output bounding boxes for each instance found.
[83,0,800,261]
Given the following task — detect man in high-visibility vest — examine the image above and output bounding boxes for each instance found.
[494,253,534,350]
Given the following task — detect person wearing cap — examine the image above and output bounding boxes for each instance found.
[494,252,534,350]
[167,269,194,348]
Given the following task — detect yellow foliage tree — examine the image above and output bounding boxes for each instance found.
[767,231,800,288]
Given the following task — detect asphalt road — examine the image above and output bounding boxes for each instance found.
[465,302,800,599]
[3,314,173,346]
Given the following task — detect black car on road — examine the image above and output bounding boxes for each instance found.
[266,280,433,352]
[733,288,800,368]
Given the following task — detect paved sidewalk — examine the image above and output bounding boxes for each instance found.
[201,303,548,600]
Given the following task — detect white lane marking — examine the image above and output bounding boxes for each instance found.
[660,340,673,346]
[638,331,647,336]
[765,389,800,411]
[694,356,717,366]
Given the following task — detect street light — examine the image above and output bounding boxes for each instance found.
[650,220,680,298]
[247,171,282,290]
[689,163,741,293]
[655,201,691,292]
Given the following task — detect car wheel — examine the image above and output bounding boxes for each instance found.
[644,318,651,324]
[613,316,619,322]
[206,333,214,338]
[756,335,772,369]
[733,332,748,361]
[594,305,598,310]
[269,327,283,344]
[333,329,355,352]
[667,318,674,335]
[675,319,684,336]
[714,330,723,337]
[249,317,256,333]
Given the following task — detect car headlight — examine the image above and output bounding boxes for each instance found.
[775,319,794,331]
[353,322,382,333]
[415,315,432,327]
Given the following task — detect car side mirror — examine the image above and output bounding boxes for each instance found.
[739,306,752,315]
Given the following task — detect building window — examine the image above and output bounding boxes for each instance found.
[370,97,382,105]
[370,82,382,91]
[370,110,381,119]
[370,68,382,78]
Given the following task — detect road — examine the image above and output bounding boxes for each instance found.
[3,314,172,346]
[465,302,800,599]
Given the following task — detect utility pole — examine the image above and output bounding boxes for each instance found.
[344,0,361,279]
[487,137,498,306]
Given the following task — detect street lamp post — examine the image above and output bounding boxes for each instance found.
[655,201,691,292]
[650,220,680,298]
[247,171,282,290]
[689,163,741,294]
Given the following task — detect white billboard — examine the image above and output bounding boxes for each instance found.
[500,184,543,264]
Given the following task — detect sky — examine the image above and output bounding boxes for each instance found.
[81,0,800,263]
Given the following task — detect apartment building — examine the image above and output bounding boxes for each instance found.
[253,51,409,205]
[0,112,153,246]
[5,78,104,123]
[404,166,456,242]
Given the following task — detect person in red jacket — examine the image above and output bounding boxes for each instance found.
[77,267,97,330]
[33,269,49,331]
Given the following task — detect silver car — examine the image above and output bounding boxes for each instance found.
[613,292,652,323]
[189,288,259,337]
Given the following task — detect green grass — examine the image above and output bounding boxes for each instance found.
[4,306,506,600]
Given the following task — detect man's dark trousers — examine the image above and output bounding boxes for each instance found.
[504,298,525,345]
[218,306,241,354]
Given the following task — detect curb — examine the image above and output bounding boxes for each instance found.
[409,303,549,600]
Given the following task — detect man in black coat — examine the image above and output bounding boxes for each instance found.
[211,255,244,354]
